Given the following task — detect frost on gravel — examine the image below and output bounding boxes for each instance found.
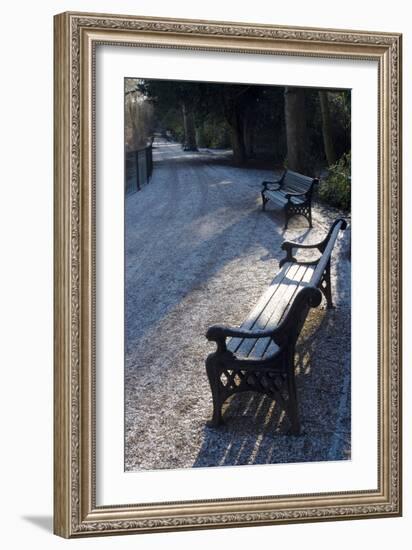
[124,140,351,471]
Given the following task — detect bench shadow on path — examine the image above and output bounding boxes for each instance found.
[125,149,351,466]
[192,310,343,468]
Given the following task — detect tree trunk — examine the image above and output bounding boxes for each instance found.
[319,90,337,166]
[182,102,198,151]
[243,110,255,158]
[228,110,247,164]
[221,89,247,165]
[284,87,309,173]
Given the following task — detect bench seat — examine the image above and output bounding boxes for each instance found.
[262,190,307,208]
[227,262,315,360]
[205,219,347,434]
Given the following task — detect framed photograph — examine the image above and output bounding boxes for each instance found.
[54,11,402,538]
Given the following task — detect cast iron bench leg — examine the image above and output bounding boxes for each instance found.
[261,191,269,211]
[284,210,290,230]
[286,370,301,435]
[320,259,334,308]
[206,356,224,427]
[308,208,313,228]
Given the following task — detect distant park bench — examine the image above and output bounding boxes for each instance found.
[205,218,347,435]
[261,170,319,229]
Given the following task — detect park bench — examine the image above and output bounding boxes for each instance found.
[205,218,347,435]
[261,170,319,229]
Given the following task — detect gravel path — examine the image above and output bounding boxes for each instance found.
[125,139,351,471]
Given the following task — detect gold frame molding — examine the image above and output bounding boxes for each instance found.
[54,11,402,538]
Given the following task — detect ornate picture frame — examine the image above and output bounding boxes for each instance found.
[54,11,402,538]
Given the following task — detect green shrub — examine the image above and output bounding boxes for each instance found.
[196,119,231,149]
[318,153,351,211]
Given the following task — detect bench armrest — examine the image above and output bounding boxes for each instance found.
[262,180,281,191]
[206,324,277,355]
[279,218,347,266]
[280,239,323,267]
[281,240,322,252]
[262,170,286,191]
[207,324,276,342]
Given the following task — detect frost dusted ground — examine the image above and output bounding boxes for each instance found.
[125,139,351,471]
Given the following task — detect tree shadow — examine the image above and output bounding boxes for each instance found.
[259,213,312,261]
[124,151,297,354]
[125,148,315,355]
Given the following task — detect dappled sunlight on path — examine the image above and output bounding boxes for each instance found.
[125,139,351,471]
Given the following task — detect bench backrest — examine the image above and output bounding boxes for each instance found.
[280,170,317,196]
[310,219,346,288]
[274,218,346,348]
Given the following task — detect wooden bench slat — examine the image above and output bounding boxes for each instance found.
[284,170,314,184]
[264,191,288,206]
[249,264,311,331]
[227,263,295,353]
[283,177,311,188]
[265,192,306,207]
[284,184,310,192]
[282,184,309,193]
[284,176,313,187]
[229,264,315,359]
[231,265,306,356]
[246,265,315,359]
